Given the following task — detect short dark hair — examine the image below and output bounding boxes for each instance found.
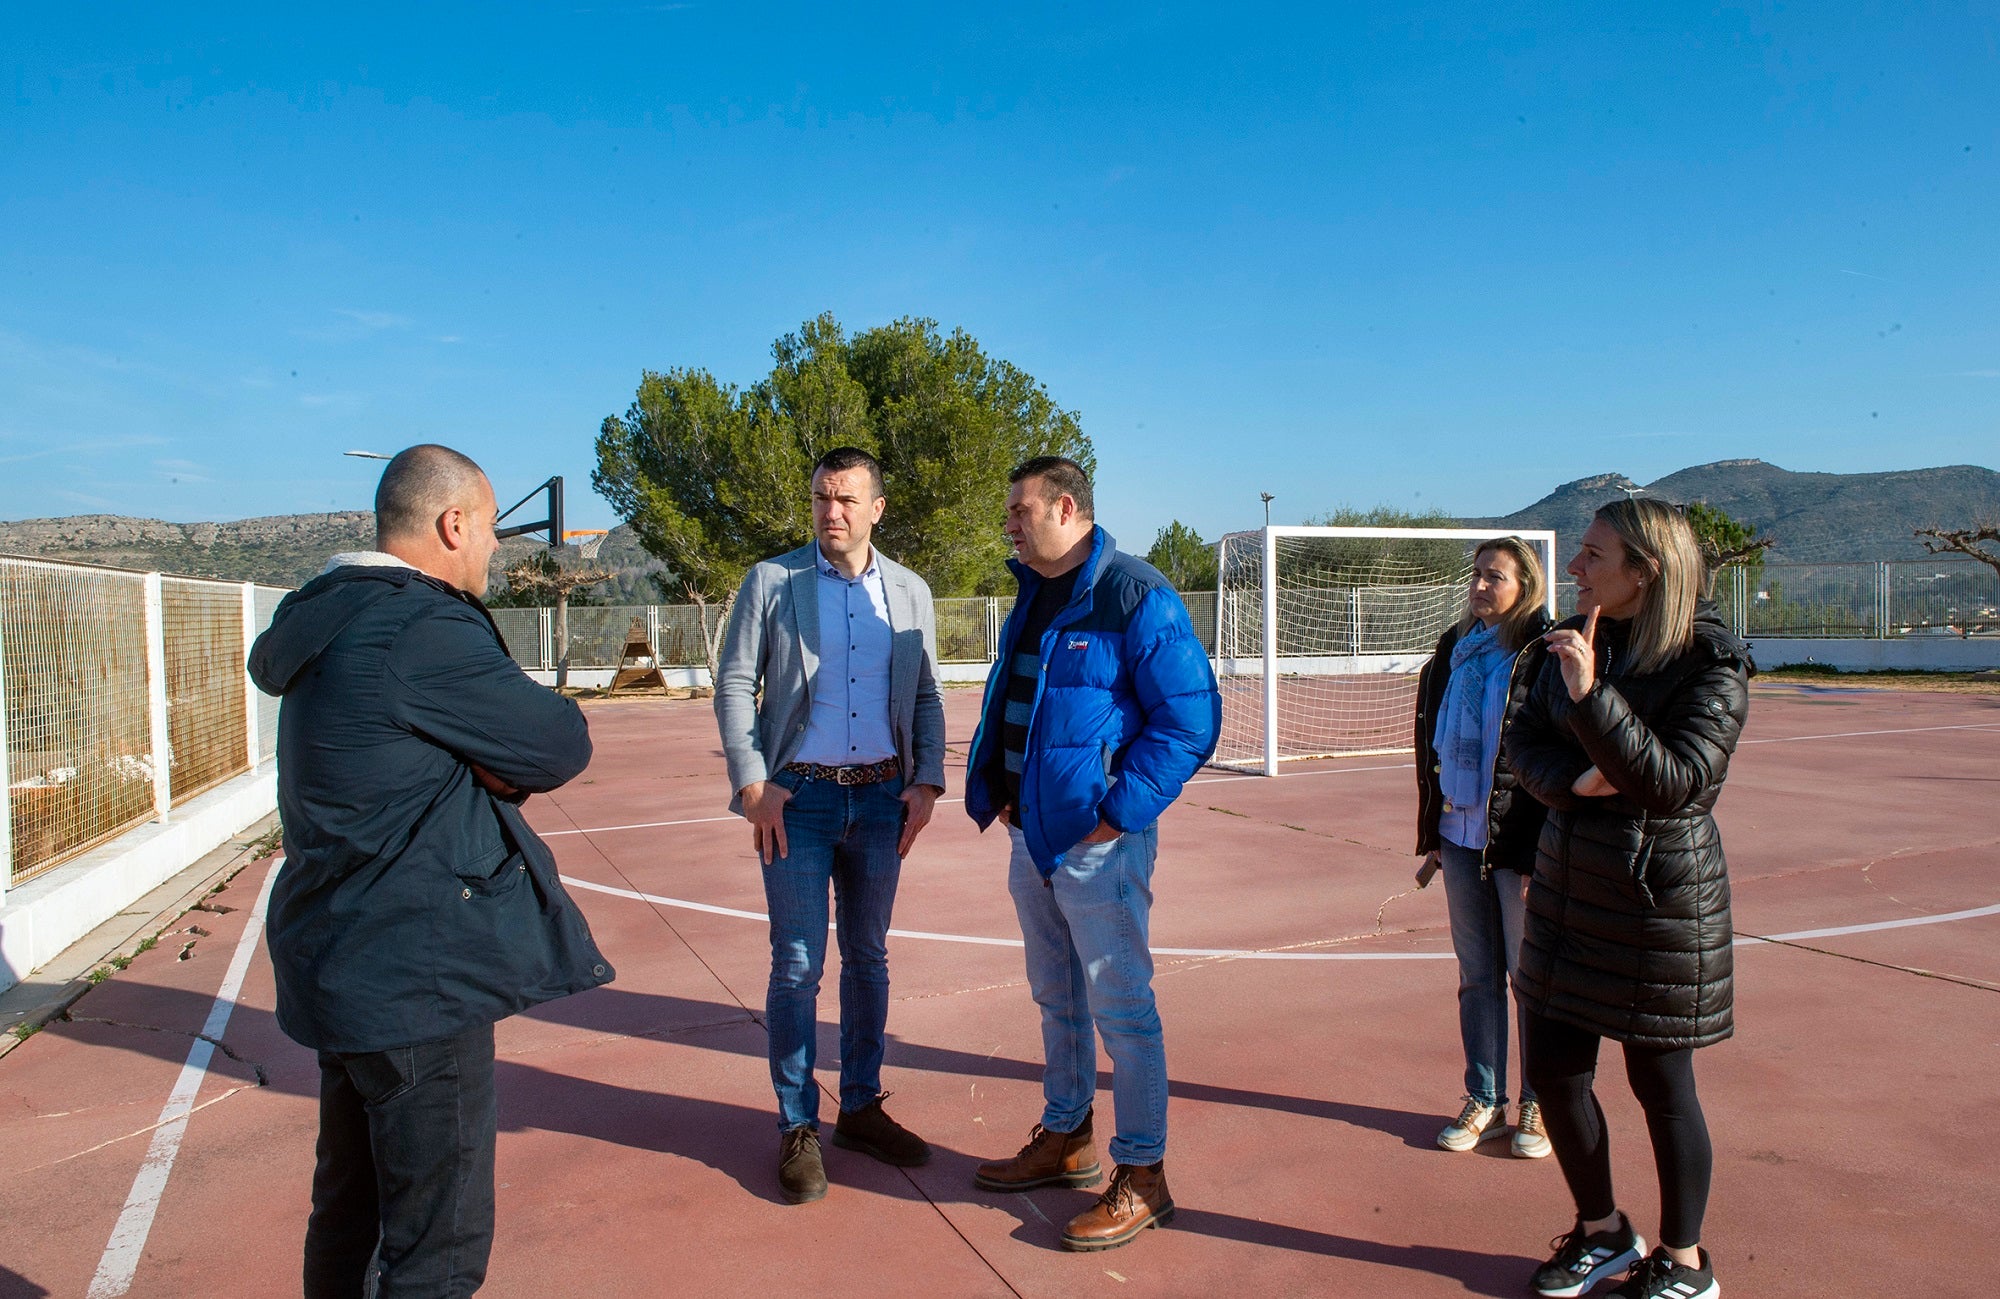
[1010,455,1093,519]
[811,446,884,498]
[374,444,488,542]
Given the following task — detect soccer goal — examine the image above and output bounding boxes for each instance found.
[1210,526,1558,774]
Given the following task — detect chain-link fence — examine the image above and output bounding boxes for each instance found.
[1548,556,2000,638]
[2,558,286,890]
[488,592,1243,671]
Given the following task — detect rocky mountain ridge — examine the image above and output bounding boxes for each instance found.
[1469,460,2000,561]
[6,459,1997,585]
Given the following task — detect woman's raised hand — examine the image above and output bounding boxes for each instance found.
[1543,605,1600,701]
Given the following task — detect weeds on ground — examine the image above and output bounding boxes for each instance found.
[244,823,284,859]
[10,1021,39,1042]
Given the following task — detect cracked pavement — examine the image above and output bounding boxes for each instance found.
[2,685,1997,1297]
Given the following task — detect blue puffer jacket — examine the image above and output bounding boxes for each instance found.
[965,528,1221,876]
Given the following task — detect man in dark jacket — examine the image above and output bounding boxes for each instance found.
[248,444,611,1299]
[964,457,1220,1252]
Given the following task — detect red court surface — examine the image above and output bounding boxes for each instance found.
[3,682,1997,1297]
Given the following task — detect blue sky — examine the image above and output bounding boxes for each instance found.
[3,3,1996,549]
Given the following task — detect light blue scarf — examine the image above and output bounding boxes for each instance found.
[1433,621,1512,849]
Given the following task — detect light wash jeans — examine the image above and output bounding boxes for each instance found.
[1006,822,1168,1166]
[1440,839,1534,1108]
[761,772,905,1130]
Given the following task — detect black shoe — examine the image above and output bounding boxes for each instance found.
[831,1095,931,1167]
[1532,1214,1647,1296]
[1605,1247,1719,1299]
[778,1124,827,1204]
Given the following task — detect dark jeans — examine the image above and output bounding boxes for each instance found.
[760,772,905,1130]
[305,1022,498,1299]
[1439,842,1534,1108]
[1524,1010,1714,1250]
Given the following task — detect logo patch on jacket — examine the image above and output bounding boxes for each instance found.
[1065,635,1090,650]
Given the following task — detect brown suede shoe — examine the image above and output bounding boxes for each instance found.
[972,1112,1102,1192]
[1060,1162,1174,1251]
[778,1125,827,1204]
[831,1096,931,1167]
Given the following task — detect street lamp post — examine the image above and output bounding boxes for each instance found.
[1260,492,1275,527]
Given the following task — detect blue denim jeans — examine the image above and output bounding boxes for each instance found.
[1440,839,1534,1107]
[1006,822,1168,1166]
[761,772,905,1130]
[305,1022,497,1299]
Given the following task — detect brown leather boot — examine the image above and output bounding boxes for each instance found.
[1060,1162,1174,1251]
[972,1111,1102,1191]
[777,1125,827,1205]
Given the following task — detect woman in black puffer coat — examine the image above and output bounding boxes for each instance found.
[1504,498,1751,1299]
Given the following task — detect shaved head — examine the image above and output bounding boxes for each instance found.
[375,444,490,544]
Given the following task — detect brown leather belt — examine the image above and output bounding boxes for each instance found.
[781,756,901,786]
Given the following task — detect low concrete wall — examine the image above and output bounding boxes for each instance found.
[1749,636,2000,672]
[0,765,277,994]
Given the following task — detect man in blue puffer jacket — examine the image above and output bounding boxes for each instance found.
[965,456,1220,1252]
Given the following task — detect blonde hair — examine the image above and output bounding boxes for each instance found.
[1459,536,1548,652]
[1593,497,1702,675]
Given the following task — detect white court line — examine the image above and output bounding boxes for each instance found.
[545,722,2000,840]
[1740,901,2000,943]
[87,858,281,1299]
[560,874,2000,961]
[541,762,1415,838]
[1740,722,2000,746]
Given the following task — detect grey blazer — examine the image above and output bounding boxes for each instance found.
[714,542,947,812]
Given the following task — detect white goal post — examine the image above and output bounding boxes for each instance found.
[1211,526,1558,775]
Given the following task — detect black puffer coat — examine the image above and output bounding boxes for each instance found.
[1504,602,1751,1049]
[1413,613,1552,875]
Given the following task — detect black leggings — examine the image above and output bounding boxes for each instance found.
[1523,1011,1713,1249]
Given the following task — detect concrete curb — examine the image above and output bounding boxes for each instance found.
[0,814,280,1060]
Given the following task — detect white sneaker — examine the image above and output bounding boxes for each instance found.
[1437,1097,1505,1151]
[1513,1099,1554,1159]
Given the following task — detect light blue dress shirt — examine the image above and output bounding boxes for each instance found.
[794,546,898,766]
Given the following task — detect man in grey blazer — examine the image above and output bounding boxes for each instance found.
[714,445,948,1205]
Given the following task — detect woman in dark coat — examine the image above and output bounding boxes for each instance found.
[1505,498,1750,1299]
[1413,536,1553,1159]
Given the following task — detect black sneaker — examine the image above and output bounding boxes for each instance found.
[831,1095,932,1167]
[1605,1247,1719,1299]
[1531,1214,1647,1296]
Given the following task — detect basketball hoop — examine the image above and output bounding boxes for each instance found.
[566,529,610,561]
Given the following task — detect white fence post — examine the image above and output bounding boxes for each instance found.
[0,615,12,904]
[241,583,260,770]
[645,605,661,658]
[1877,562,1891,639]
[1261,526,1279,778]
[538,607,554,670]
[1212,538,1227,665]
[144,573,172,822]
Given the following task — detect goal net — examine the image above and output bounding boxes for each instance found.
[1210,527,1557,774]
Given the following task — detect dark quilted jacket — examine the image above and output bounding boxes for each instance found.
[1503,602,1751,1049]
[249,564,612,1053]
[1413,612,1552,875]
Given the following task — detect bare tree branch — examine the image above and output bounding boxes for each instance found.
[503,559,614,599]
[1913,527,2000,579]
